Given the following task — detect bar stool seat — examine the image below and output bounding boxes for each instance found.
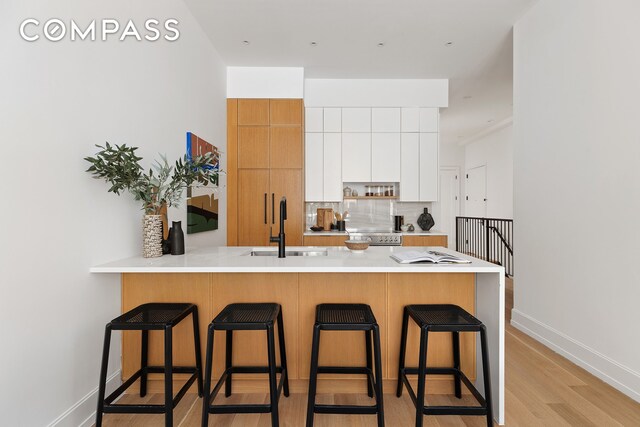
[202,303,289,427]
[306,304,384,427]
[96,303,203,427]
[397,304,493,427]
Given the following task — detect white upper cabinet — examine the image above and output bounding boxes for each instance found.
[419,108,439,132]
[323,134,342,201]
[305,108,323,132]
[401,108,420,132]
[342,108,371,132]
[304,133,324,201]
[371,133,400,182]
[323,108,342,132]
[400,133,420,201]
[342,133,371,181]
[372,108,401,132]
[419,133,439,201]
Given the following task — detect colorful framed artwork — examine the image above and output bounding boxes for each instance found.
[186,132,220,234]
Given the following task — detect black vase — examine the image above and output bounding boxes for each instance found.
[417,207,435,231]
[162,223,172,255]
[170,221,185,255]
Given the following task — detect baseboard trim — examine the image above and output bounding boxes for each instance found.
[47,370,121,427]
[511,309,640,402]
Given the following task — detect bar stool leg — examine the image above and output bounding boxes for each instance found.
[140,330,149,397]
[415,327,429,427]
[201,324,214,427]
[480,325,493,427]
[164,325,174,427]
[276,310,290,397]
[372,324,385,427]
[306,324,321,427]
[95,324,112,427]
[366,329,373,398]
[267,325,279,427]
[396,307,410,397]
[192,307,203,398]
[452,331,462,399]
[225,330,233,397]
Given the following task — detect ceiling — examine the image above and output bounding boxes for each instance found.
[183,0,537,144]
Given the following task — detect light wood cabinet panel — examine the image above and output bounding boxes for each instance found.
[371,133,401,182]
[212,273,299,380]
[227,99,238,245]
[323,133,342,201]
[270,126,302,169]
[342,133,371,182]
[400,133,420,201]
[387,273,476,388]
[270,169,303,245]
[402,235,448,247]
[304,133,324,201]
[270,99,302,125]
[419,133,439,201]
[237,169,270,246]
[238,99,269,125]
[303,235,348,246]
[238,127,269,169]
[122,273,211,379]
[298,273,387,384]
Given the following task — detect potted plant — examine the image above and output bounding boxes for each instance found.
[85,143,220,257]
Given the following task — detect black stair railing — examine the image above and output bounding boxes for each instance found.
[456,216,514,276]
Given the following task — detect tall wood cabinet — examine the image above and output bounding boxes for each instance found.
[228,99,304,246]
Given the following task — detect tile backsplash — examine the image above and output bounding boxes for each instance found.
[306,200,432,231]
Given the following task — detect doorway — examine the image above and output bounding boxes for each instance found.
[435,166,460,249]
[465,165,487,217]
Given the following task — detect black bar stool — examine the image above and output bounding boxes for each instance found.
[201,303,289,427]
[96,303,203,427]
[396,304,493,427]
[306,303,384,427]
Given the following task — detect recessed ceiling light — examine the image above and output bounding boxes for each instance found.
[445,41,454,47]
[310,41,318,46]
[242,40,250,45]
[463,95,473,100]
[487,119,494,123]
[377,42,385,47]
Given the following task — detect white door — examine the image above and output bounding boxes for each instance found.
[434,167,460,249]
[466,165,487,217]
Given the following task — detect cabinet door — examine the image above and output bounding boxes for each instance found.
[371,133,400,182]
[372,108,401,132]
[305,133,324,201]
[400,133,420,201]
[323,133,342,201]
[342,108,371,132]
[419,133,439,201]
[323,108,342,132]
[270,126,302,168]
[238,127,269,169]
[342,133,371,182]
[237,169,270,245]
[270,169,303,245]
[401,108,420,132]
[305,108,323,132]
[270,99,302,125]
[238,99,269,125]
[419,108,439,132]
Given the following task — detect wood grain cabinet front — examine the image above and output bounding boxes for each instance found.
[402,234,448,247]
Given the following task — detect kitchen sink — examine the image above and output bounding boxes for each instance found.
[248,249,328,257]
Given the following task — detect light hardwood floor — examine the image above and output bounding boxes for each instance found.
[99,278,640,426]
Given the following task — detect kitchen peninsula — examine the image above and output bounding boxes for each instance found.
[91,246,505,425]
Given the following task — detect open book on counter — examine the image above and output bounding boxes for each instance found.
[390,250,472,264]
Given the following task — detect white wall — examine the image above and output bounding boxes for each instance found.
[227,66,304,98]
[464,124,513,218]
[512,0,640,401]
[0,0,227,425]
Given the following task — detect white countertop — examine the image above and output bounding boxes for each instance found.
[302,230,448,236]
[90,246,503,274]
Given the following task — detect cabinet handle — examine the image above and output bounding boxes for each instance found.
[264,193,267,224]
[271,193,275,224]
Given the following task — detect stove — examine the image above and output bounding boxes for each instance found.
[349,231,403,246]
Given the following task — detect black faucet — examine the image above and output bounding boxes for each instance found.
[270,197,287,258]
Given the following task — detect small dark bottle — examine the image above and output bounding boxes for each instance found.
[170,221,185,255]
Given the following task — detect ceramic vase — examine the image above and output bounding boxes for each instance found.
[417,207,435,231]
[170,221,185,255]
[142,214,163,258]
